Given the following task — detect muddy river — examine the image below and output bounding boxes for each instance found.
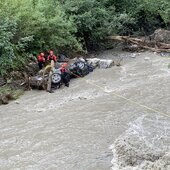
[0,50,170,170]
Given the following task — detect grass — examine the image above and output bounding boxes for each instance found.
[0,85,24,100]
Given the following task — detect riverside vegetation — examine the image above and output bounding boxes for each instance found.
[0,0,170,103]
[0,0,170,76]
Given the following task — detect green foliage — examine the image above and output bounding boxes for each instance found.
[0,0,170,75]
[0,0,82,76]
[0,18,17,75]
[0,85,24,100]
[0,18,35,75]
[63,0,117,45]
[17,36,34,52]
[112,0,170,34]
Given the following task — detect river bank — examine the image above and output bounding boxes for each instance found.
[0,50,170,169]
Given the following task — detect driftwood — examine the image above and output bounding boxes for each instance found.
[108,36,170,53]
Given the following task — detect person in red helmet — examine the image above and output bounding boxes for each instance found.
[60,63,70,87]
[47,50,57,62]
[60,63,68,73]
[37,52,45,70]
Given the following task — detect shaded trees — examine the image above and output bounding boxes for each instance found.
[0,0,170,75]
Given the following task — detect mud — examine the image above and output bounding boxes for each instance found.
[0,50,170,170]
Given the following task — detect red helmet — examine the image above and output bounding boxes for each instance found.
[49,50,54,55]
[40,52,44,56]
[62,63,68,68]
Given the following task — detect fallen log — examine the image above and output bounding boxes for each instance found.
[108,36,170,53]
[137,45,170,53]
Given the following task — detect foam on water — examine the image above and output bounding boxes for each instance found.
[110,115,170,170]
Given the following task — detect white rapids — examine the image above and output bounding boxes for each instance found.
[110,115,170,170]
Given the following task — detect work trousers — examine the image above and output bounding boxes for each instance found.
[47,71,53,91]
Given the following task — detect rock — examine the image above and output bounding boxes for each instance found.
[149,29,170,44]
[79,57,86,62]
[87,58,114,69]
[79,97,87,100]
[131,54,137,58]
[144,57,150,61]
[159,52,170,57]
[15,101,20,104]
[87,58,100,68]
[1,96,9,104]
[98,59,114,69]
[0,94,13,105]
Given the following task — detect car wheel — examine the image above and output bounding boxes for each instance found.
[52,73,61,84]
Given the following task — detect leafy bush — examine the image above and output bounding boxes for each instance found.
[0,18,17,75]
[0,19,35,76]
[0,0,170,75]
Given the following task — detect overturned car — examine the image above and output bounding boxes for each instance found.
[28,57,113,90]
[28,59,91,90]
[68,59,94,78]
[28,67,63,90]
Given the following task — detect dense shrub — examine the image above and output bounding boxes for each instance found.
[0,0,170,75]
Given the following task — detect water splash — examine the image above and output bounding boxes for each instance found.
[110,115,170,170]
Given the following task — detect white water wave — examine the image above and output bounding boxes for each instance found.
[110,115,170,170]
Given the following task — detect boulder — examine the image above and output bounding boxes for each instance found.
[149,29,170,44]
[87,58,100,68]
[87,58,114,69]
[0,94,13,105]
[1,95,9,104]
[98,59,114,69]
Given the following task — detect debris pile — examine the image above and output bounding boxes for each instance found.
[109,29,170,53]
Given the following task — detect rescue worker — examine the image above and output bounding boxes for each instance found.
[46,60,55,93]
[60,63,70,87]
[47,50,57,63]
[37,52,45,70]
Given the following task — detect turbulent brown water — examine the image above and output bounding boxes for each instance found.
[0,50,170,170]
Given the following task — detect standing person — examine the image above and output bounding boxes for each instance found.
[60,63,70,87]
[46,60,55,93]
[37,52,45,70]
[47,50,57,63]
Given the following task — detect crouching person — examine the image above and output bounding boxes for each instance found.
[60,63,70,87]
